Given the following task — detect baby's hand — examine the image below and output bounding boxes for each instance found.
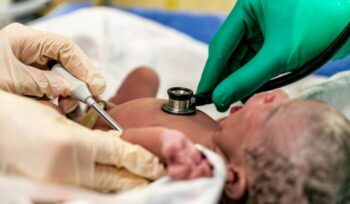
[161,130,213,180]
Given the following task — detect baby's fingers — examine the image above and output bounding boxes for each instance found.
[167,163,191,180]
[189,158,213,179]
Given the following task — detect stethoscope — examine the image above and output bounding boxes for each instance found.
[162,23,350,115]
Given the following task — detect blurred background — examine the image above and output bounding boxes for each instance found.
[0,0,236,26]
[1,0,346,77]
[0,0,236,43]
[111,0,236,12]
[0,0,345,78]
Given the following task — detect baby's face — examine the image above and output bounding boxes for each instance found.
[213,90,290,164]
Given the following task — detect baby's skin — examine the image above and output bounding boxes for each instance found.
[96,99,218,149]
[95,99,218,180]
[94,67,218,180]
[93,68,293,176]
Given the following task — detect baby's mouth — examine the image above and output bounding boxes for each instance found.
[230,106,242,114]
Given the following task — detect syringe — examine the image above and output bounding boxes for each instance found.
[50,62,123,132]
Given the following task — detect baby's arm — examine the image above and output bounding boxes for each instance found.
[122,127,167,161]
[122,127,213,180]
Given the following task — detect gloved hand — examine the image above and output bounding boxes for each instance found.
[197,0,350,111]
[0,23,106,113]
[0,90,165,192]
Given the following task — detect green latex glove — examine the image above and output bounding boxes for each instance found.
[196,0,350,112]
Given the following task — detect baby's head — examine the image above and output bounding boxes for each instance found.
[213,90,350,204]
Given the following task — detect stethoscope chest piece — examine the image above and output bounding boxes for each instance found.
[161,87,196,115]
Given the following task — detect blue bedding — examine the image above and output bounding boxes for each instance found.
[122,7,225,44]
[48,3,349,77]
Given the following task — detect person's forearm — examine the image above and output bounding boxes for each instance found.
[121,127,167,161]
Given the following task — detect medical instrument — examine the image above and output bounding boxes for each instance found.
[162,23,350,115]
[50,62,123,131]
[161,87,212,115]
[82,101,106,129]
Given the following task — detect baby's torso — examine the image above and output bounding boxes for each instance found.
[95,98,218,149]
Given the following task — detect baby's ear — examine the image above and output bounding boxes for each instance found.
[224,164,247,200]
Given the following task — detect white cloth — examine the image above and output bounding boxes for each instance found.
[295,71,350,119]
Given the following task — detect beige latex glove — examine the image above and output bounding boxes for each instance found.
[0,90,165,192]
[0,23,106,113]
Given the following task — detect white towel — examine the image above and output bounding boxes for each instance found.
[295,71,350,118]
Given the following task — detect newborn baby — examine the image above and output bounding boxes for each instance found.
[94,67,350,204]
